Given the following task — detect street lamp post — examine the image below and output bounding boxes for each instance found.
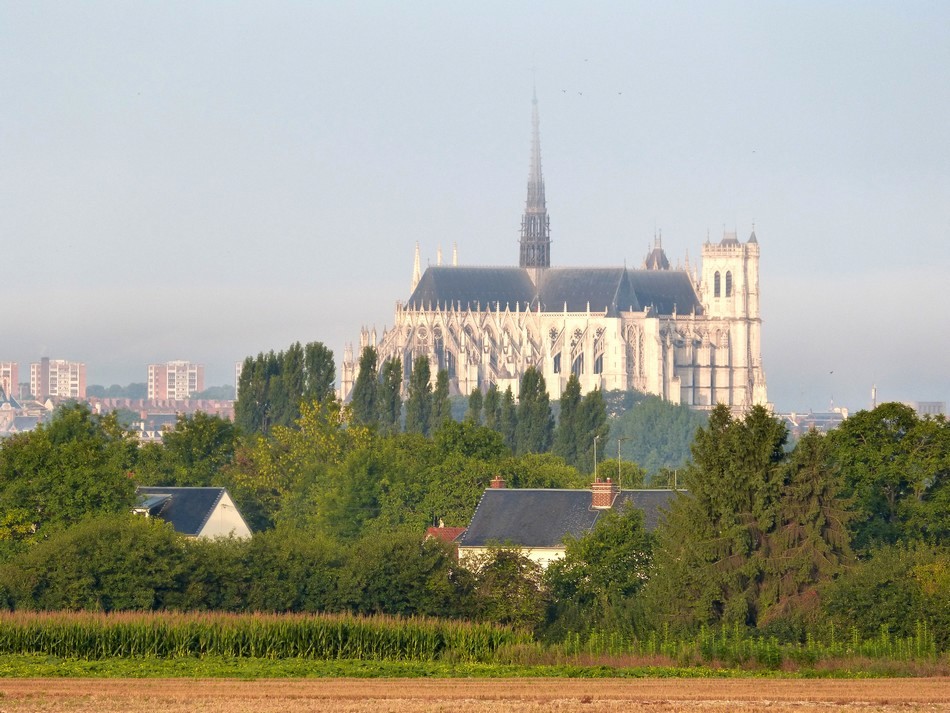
[617,436,628,488]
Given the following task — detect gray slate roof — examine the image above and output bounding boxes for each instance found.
[460,488,677,549]
[134,486,228,537]
[407,266,701,316]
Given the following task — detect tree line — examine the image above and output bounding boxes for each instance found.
[0,341,947,648]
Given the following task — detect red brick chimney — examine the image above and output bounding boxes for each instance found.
[490,475,506,489]
[591,477,619,509]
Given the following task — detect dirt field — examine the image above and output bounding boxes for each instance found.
[0,677,948,713]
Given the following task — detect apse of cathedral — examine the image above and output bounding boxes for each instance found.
[341,94,768,410]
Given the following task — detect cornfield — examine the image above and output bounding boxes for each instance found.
[0,611,530,662]
[554,622,940,668]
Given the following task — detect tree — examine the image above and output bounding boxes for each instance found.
[827,403,950,551]
[431,369,452,431]
[350,346,379,427]
[1,515,188,611]
[135,412,237,487]
[760,430,852,628]
[466,547,549,631]
[483,384,501,430]
[302,342,337,404]
[465,387,483,425]
[609,393,708,476]
[515,367,553,455]
[552,374,581,467]
[235,342,336,434]
[574,388,610,474]
[546,504,653,636]
[337,530,474,618]
[499,387,518,451]
[644,405,787,629]
[0,403,138,543]
[377,357,403,434]
[404,356,432,436]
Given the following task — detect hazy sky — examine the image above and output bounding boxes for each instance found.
[2,2,948,412]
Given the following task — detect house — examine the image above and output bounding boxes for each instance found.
[133,486,252,539]
[458,476,676,568]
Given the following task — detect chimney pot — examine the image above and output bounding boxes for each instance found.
[490,475,506,489]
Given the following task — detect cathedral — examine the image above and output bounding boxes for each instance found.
[340,95,768,409]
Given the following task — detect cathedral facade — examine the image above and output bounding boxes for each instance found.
[340,96,768,409]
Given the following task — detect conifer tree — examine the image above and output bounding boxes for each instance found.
[465,387,483,425]
[574,388,610,474]
[515,367,554,455]
[553,374,582,467]
[376,357,403,434]
[483,384,501,430]
[645,405,787,629]
[499,387,518,452]
[431,369,452,431]
[350,346,379,427]
[404,356,432,436]
[760,429,853,625]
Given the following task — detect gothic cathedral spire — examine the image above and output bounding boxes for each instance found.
[519,88,551,269]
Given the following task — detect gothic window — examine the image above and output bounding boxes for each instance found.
[572,354,584,377]
[725,271,733,297]
[594,353,603,374]
[549,327,559,345]
[553,353,561,373]
[714,271,721,298]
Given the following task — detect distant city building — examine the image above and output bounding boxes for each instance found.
[235,361,243,398]
[905,401,946,418]
[147,361,205,400]
[30,358,86,400]
[0,362,18,399]
[341,94,768,408]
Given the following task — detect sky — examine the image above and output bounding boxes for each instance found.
[2,1,948,413]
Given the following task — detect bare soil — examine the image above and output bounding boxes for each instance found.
[0,677,948,713]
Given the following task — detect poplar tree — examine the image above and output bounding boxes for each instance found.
[431,369,452,431]
[483,384,501,430]
[553,374,582,467]
[574,388,610,475]
[515,367,554,455]
[404,356,432,436]
[465,388,483,425]
[349,347,379,427]
[376,357,403,434]
[499,387,518,452]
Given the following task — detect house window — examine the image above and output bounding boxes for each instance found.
[714,271,721,297]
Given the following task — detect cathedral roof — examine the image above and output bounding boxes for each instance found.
[407,267,535,311]
[407,265,702,316]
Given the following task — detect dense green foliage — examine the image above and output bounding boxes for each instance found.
[0,404,137,548]
[349,346,379,427]
[609,392,708,478]
[515,367,554,455]
[234,341,335,434]
[645,406,852,633]
[1,378,948,658]
[404,356,433,436]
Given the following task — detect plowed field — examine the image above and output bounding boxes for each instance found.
[1,677,948,712]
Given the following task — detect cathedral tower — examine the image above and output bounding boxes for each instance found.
[519,90,551,271]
